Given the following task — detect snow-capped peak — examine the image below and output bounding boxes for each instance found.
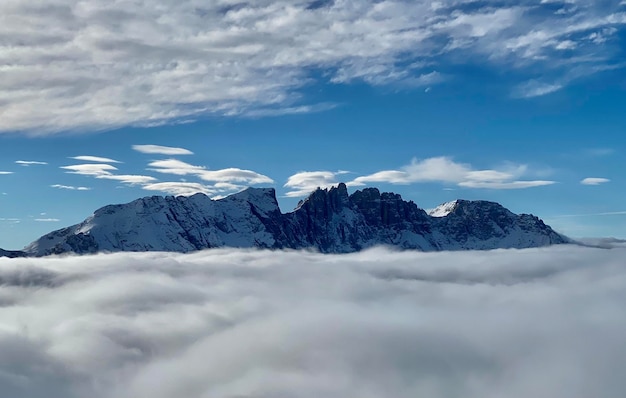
[428,200,459,217]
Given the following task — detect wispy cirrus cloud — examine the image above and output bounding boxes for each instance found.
[15,160,48,166]
[147,159,205,176]
[551,210,626,218]
[0,171,13,175]
[148,159,273,185]
[132,145,194,156]
[513,81,563,98]
[145,159,273,197]
[97,175,158,185]
[142,182,216,197]
[581,177,611,185]
[70,156,121,163]
[0,1,623,134]
[244,103,339,118]
[61,163,157,186]
[61,163,118,176]
[51,184,92,191]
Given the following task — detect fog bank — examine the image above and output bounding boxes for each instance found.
[1,246,625,397]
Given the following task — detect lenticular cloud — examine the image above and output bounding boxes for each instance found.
[1,246,626,397]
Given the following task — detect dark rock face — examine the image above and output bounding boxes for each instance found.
[432,200,565,249]
[23,183,570,256]
[283,185,436,252]
[0,249,26,258]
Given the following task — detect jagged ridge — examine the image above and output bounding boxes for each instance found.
[22,183,569,256]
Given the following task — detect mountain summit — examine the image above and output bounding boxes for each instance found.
[22,184,568,256]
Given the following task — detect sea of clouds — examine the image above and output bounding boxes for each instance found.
[1,245,625,397]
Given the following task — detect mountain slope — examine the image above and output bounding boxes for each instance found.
[0,248,26,258]
[24,184,569,256]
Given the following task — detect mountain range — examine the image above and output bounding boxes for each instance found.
[0,183,569,257]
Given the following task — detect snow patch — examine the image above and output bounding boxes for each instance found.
[429,200,459,217]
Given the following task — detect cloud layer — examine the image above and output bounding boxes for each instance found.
[8,151,561,198]
[0,0,624,134]
[1,246,626,397]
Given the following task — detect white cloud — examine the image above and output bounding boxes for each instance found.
[61,163,157,187]
[142,182,216,196]
[0,247,626,397]
[61,163,119,176]
[555,40,577,50]
[70,156,121,163]
[97,174,157,185]
[284,170,350,197]
[148,159,206,176]
[581,177,610,185]
[132,145,194,156]
[351,157,555,190]
[50,184,92,191]
[0,171,13,175]
[458,180,556,189]
[34,218,61,222]
[58,158,271,197]
[200,169,274,184]
[15,160,48,166]
[0,1,624,134]
[148,159,273,184]
[588,27,619,44]
[244,103,338,117]
[514,80,563,98]
[353,157,470,185]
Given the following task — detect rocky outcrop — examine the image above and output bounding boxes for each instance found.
[0,248,26,258]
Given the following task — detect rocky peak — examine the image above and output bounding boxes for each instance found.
[294,183,351,218]
[222,187,280,215]
[444,200,516,228]
[349,187,428,227]
[349,187,381,224]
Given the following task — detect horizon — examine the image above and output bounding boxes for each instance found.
[1,0,625,248]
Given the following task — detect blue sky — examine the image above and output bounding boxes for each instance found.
[1,0,625,249]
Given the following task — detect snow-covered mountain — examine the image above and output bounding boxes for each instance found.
[24,183,569,256]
